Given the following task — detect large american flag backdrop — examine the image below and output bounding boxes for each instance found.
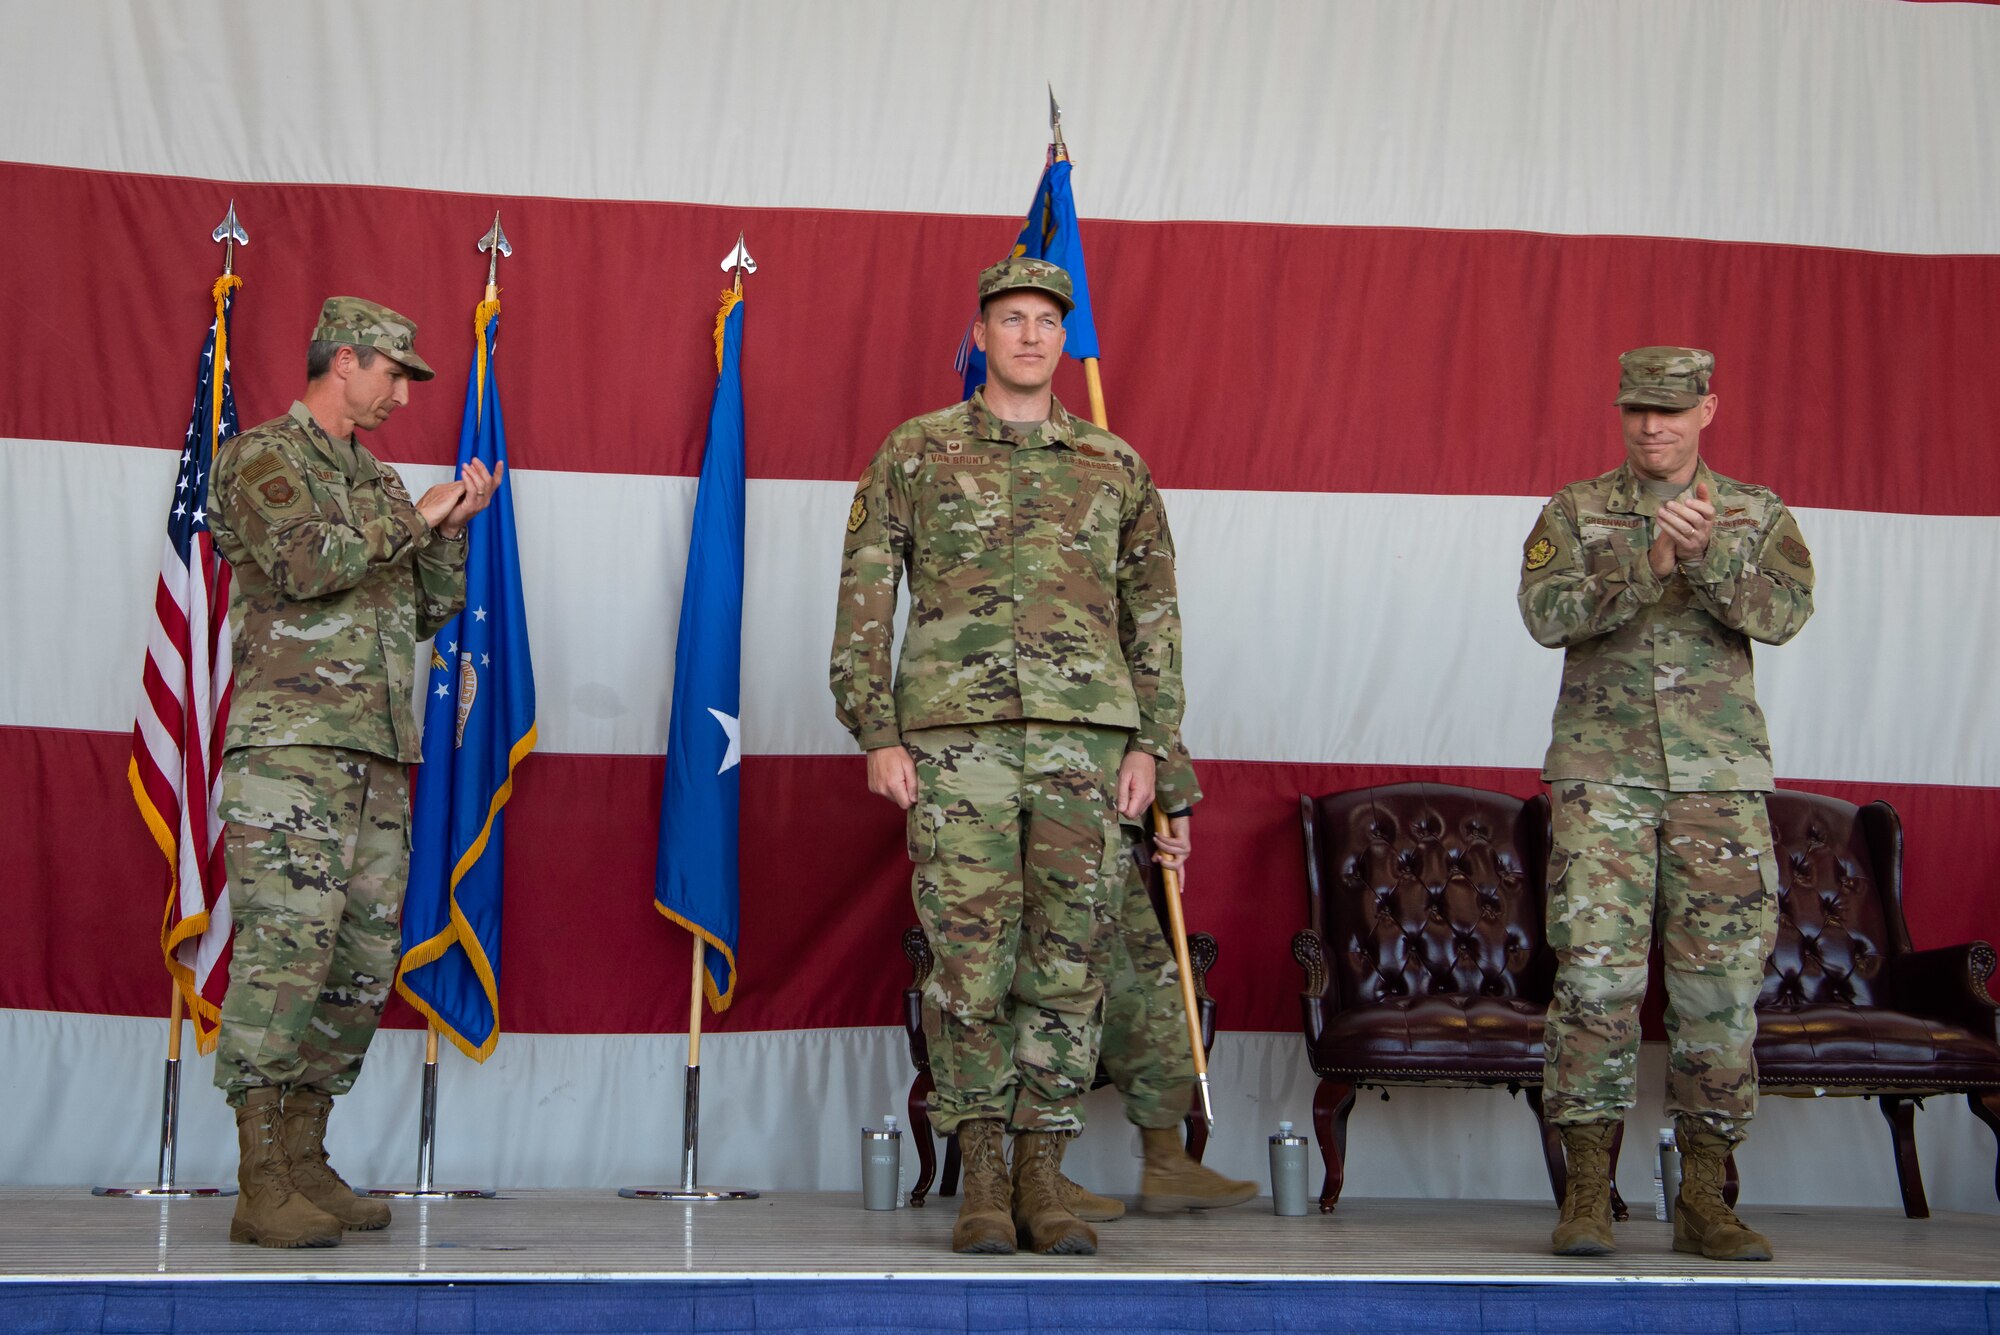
[1,1,1996,1207]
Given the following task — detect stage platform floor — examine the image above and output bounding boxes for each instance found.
[1,1188,1994,1286]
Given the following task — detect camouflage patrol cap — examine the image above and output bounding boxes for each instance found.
[311,296,435,380]
[977,256,1075,314]
[1614,346,1715,409]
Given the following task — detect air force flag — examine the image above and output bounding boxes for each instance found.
[654,289,747,1011]
[397,298,537,1061]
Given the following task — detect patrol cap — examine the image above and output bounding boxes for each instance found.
[977,256,1074,314]
[1614,346,1714,410]
[311,296,435,381]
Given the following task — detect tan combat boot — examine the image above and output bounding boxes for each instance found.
[280,1088,391,1231]
[950,1119,1017,1254]
[1057,1172,1126,1222]
[1673,1117,1772,1261]
[228,1088,343,1248]
[1550,1122,1619,1256]
[1011,1131,1097,1255]
[1137,1127,1258,1214]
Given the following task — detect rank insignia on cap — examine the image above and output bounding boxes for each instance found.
[260,477,297,506]
[1778,535,1812,567]
[847,495,868,533]
[1525,536,1557,571]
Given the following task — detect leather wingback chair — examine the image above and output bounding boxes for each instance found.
[1755,790,2000,1217]
[900,853,1218,1208]
[1295,782,1578,1213]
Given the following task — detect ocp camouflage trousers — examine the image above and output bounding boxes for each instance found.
[1100,826,1196,1130]
[905,721,1128,1135]
[1542,782,1779,1140]
[213,745,409,1105]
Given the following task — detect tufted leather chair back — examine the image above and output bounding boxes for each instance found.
[1759,790,1908,1011]
[1302,783,1554,1012]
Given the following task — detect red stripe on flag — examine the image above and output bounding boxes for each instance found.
[3,163,1998,515]
[9,728,1995,1035]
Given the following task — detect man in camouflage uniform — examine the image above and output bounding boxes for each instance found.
[208,297,500,1248]
[1518,347,1815,1261]
[830,257,1181,1256]
[1063,743,1257,1220]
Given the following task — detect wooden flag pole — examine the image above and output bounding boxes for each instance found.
[1080,354,1213,1130]
[367,215,511,1204]
[165,984,184,1062]
[97,205,254,1201]
[1083,360,1109,434]
[1068,201,1212,1126]
[680,937,709,1188]
[620,233,762,1205]
[687,935,707,1071]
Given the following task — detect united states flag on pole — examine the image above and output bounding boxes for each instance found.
[128,272,242,1053]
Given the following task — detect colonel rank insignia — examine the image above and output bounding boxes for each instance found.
[1525,535,1557,571]
[848,495,867,533]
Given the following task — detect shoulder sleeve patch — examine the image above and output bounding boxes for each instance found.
[1523,519,1557,571]
[847,494,868,533]
[1777,534,1811,568]
[238,451,284,486]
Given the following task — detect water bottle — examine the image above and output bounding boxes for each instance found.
[1269,1120,1309,1216]
[861,1115,902,1210]
[1655,1126,1681,1222]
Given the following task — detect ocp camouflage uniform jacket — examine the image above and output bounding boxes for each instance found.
[831,389,1182,758]
[1518,460,1814,792]
[210,401,468,763]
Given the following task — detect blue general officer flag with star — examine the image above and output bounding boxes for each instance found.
[397,297,537,1061]
[654,289,747,1012]
[958,155,1101,398]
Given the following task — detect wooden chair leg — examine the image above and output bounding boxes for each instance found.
[940,1132,962,1198]
[1312,1078,1357,1213]
[1879,1094,1930,1219]
[1967,1090,2000,1206]
[906,1072,937,1208]
[1183,1106,1209,1163]
[1526,1088,1567,1208]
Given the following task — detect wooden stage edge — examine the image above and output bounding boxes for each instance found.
[2,1190,1995,1287]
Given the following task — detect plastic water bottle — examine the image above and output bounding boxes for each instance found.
[1269,1120,1309,1216]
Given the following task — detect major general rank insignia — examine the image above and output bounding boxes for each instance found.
[1778,535,1812,567]
[847,495,868,533]
[1525,536,1557,571]
[259,476,296,506]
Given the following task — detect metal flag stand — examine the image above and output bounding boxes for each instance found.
[93,989,234,1199]
[621,236,760,1205]
[96,201,251,1202]
[366,1026,494,1200]
[366,212,518,1204]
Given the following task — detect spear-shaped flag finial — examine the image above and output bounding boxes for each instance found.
[720,232,757,293]
[478,211,513,294]
[1048,83,1068,162]
[211,200,249,276]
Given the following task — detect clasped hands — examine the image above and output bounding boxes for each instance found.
[1648,481,1714,578]
[415,458,506,539]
